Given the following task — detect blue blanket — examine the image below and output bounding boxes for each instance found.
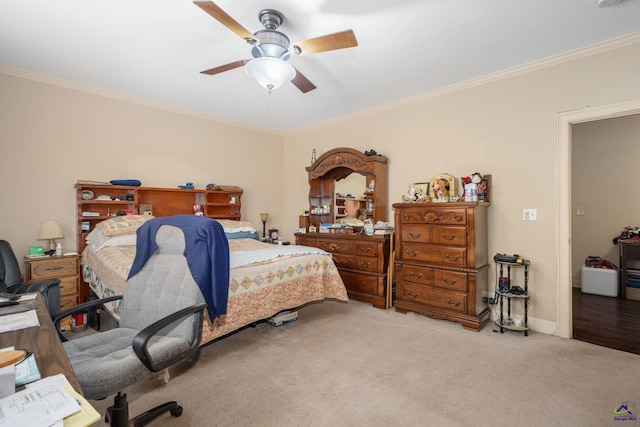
[127,215,230,320]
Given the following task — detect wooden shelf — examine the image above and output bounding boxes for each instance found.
[74,183,243,303]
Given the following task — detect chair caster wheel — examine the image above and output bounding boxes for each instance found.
[171,405,183,417]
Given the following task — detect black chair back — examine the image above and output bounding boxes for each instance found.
[0,240,22,291]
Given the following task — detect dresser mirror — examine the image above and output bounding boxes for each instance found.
[305,147,388,229]
[335,173,367,220]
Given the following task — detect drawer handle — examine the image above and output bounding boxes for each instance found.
[441,233,456,240]
[441,277,457,285]
[405,250,418,257]
[45,266,65,271]
[359,261,371,268]
[358,247,371,253]
[329,243,339,251]
[409,272,423,279]
[444,254,461,262]
[405,291,418,299]
[408,232,422,239]
[445,298,461,307]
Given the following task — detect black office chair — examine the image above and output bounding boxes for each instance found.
[53,224,207,426]
[0,240,61,315]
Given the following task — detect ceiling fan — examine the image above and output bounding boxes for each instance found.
[194,1,358,94]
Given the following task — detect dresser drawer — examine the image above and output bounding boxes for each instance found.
[341,271,381,296]
[331,253,354,270]
[296,236,316,247]
[29,257,77,280]
[354,241,379,258]
[431,226,466,246]
[400,264,433,286]
[315,240,354,255]
[399,207,467,225]
[401,225,430,243]
[58,276,78,297]
[401,283,467,313]
[432,269,467,292]
[353,256,378,273]
[401,243,467,266]
[60,295,78,310]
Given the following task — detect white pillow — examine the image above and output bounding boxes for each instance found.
[86,227,137,251]
[215,219,257,233]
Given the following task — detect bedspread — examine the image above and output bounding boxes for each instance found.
[81,238,348,345]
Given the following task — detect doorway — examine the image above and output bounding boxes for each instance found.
[556,99,640,339]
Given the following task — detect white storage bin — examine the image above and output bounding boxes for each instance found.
[581,265,618,297]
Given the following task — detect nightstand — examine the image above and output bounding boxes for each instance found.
[24,254,79,310]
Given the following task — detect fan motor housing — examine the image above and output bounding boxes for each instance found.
[251,30,291,60]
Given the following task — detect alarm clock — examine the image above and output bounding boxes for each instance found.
[269,228,279,242]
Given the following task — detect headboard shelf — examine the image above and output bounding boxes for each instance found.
[74,182,243,302]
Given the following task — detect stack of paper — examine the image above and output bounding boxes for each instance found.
[0,374,100,426]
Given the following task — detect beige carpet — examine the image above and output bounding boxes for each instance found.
[89,299,640,426]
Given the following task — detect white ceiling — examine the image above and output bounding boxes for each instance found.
[2,0,640,133]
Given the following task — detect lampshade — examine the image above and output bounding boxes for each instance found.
[245,58,295,93]
[260,213,269,223]
[38,220,64,251]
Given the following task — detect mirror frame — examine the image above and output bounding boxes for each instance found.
[305,147,388,227]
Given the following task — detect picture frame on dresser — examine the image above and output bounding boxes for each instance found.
[413,182,429,201]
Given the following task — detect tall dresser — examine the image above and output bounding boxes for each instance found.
[393,202,490,331]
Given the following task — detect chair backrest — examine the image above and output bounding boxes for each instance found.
[119,225,205,341]
[0,240,21,291]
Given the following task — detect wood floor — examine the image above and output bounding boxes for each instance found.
[572,287,640,355]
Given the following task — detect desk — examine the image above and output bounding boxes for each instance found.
[0,294,81,393]
[619,242,640,300]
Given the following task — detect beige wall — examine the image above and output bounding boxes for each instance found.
[0,72,283,264]
[572,115,640,286]
[2,35,640,334]
[284,36,640,332]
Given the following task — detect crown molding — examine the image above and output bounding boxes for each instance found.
[0,65,282,137]
[286,31,640,137]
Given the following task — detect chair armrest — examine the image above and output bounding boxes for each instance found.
[9,278,60,294]
[52,295,123,341]
[132,303,207,372]
[9,279,61,316]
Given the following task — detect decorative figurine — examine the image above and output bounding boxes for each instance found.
[402,184,417,202]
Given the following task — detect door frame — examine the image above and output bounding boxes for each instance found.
[556,99,640,338]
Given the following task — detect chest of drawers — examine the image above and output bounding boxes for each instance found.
[393,202,490,331]
[295,233,393,309]
[24,254,79,310]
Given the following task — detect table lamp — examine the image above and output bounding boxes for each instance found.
[260,213,269,241]
[38,220,64,251]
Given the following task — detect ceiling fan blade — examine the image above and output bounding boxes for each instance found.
[194,1,257,43]
[291,68,317,93]
[292,30,358,56]
[200,60,249,75]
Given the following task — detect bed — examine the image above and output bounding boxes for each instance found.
[81,215,348,345]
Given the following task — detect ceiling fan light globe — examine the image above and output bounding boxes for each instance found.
[245,57,295,92]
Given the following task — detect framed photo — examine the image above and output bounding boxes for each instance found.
[413,182,429,202]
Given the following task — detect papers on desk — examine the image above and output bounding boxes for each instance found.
[0,293,39,333]
[0,374,100,427]
[0,310,39,333]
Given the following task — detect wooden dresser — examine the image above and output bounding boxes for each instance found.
[24,254,79,310]
[296,233,393,309]
[393,202,490,331]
